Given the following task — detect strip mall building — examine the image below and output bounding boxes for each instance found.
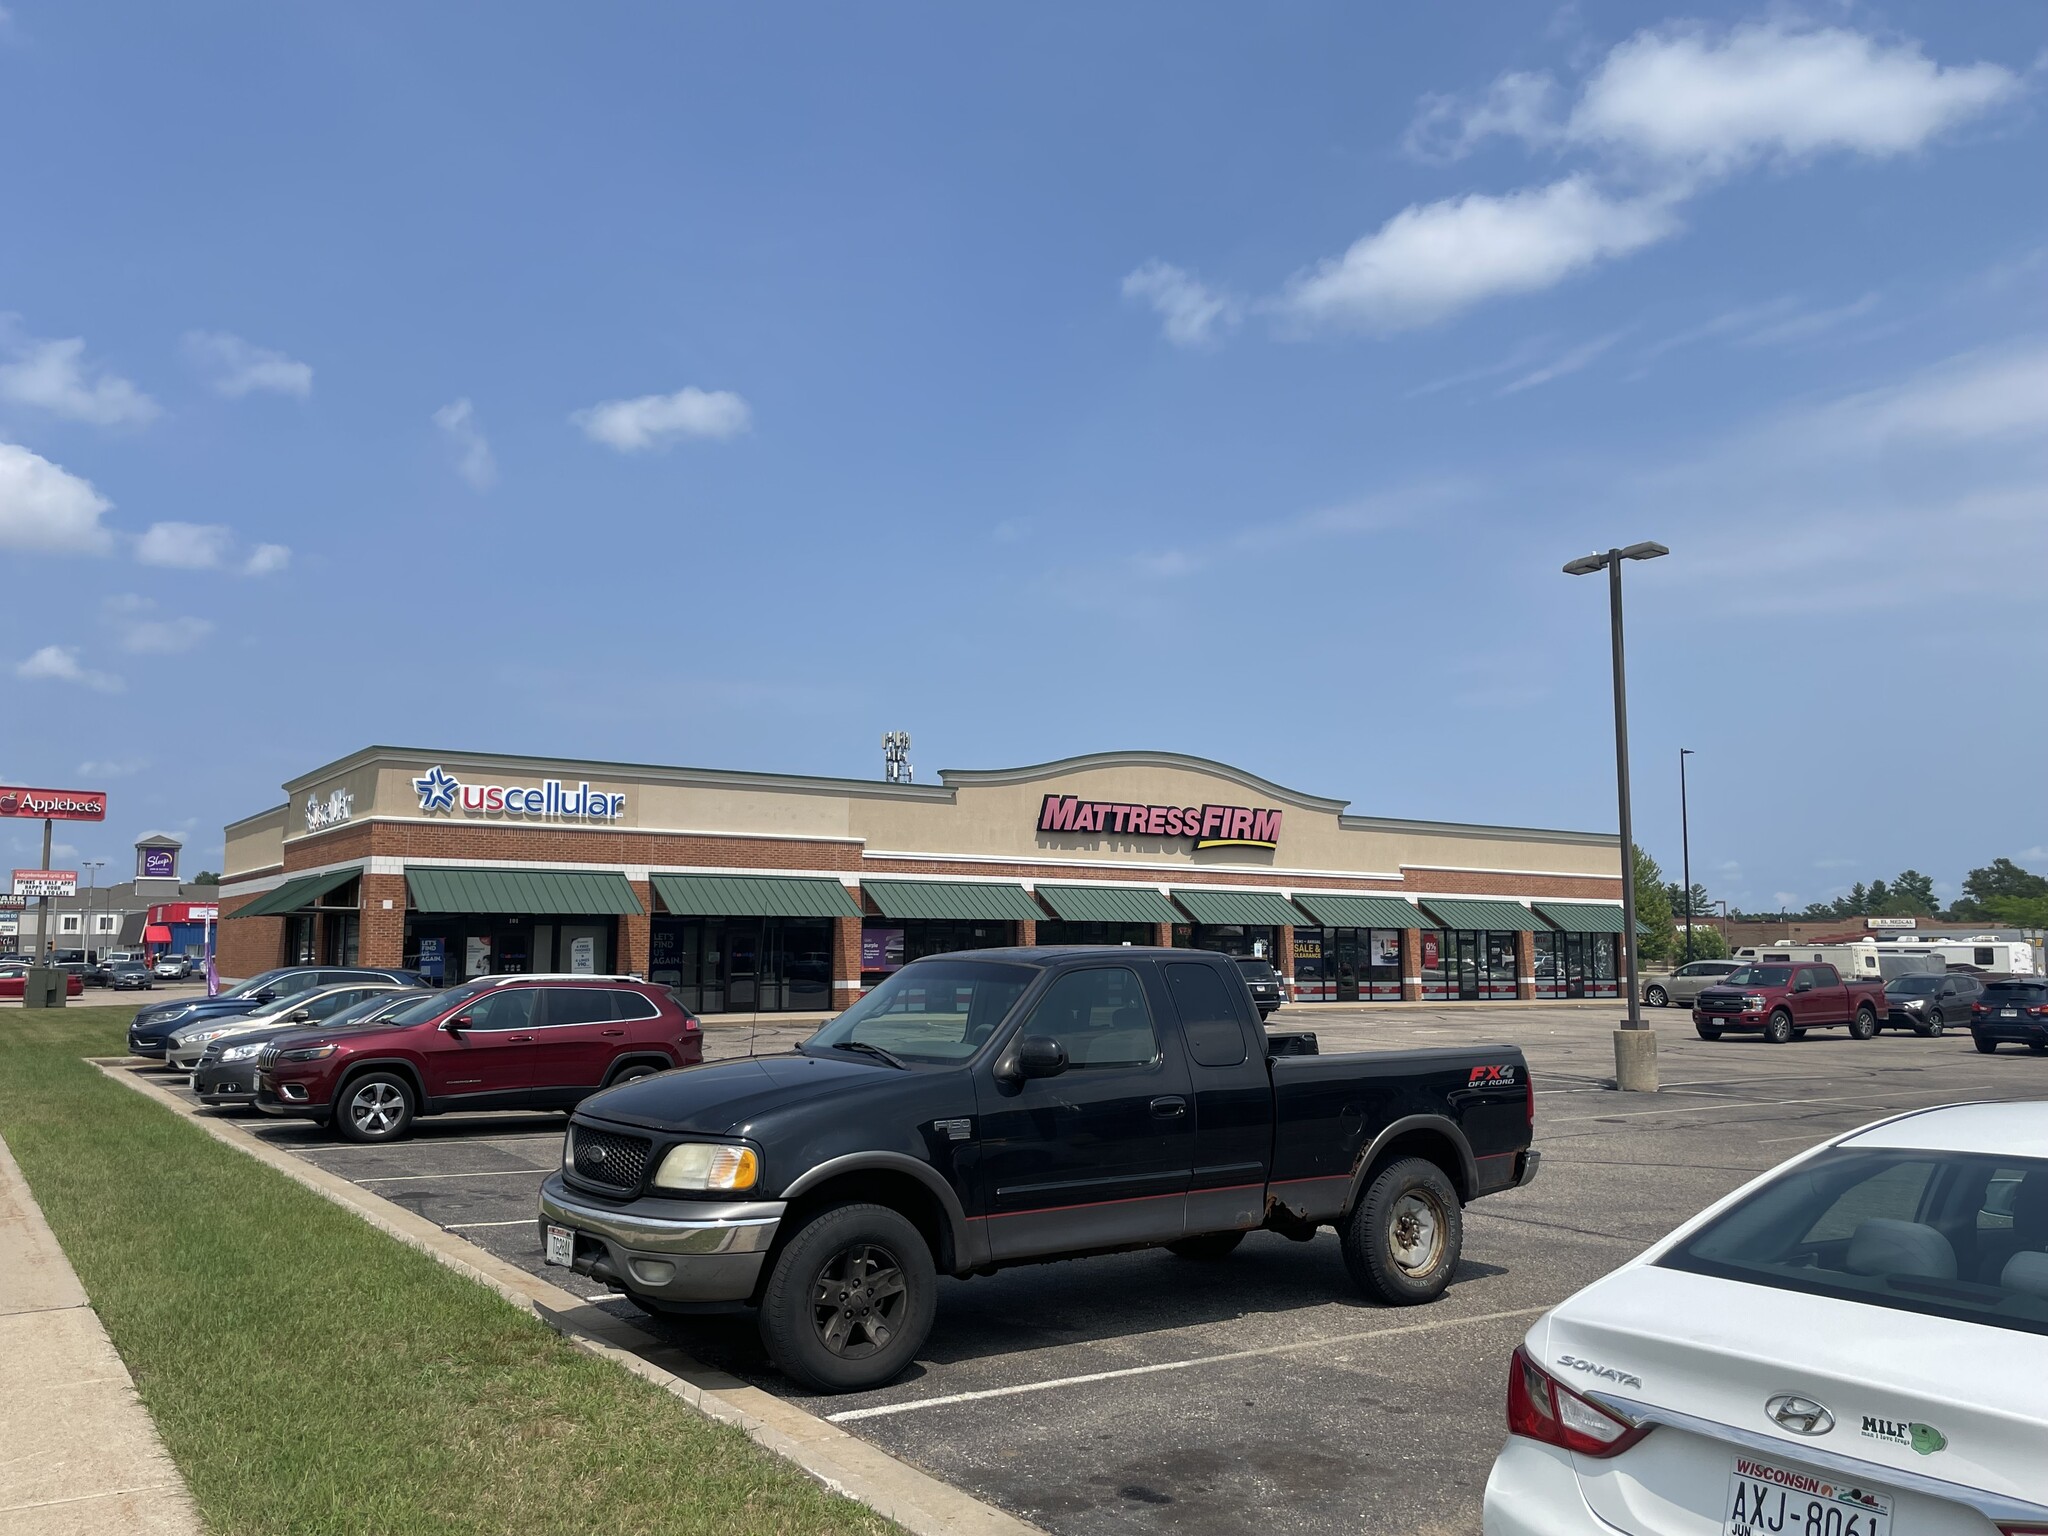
[219,748,1627,1009]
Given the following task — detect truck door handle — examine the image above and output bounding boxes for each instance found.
[600,1028,624,1036]
[1150,1096,1187,1119]
[505,1034,535,1043]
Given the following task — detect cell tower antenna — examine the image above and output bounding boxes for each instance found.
[881,731,913,784]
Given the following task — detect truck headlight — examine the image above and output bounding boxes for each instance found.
[1744,994,1767,1011]
[651,1143,760,1193]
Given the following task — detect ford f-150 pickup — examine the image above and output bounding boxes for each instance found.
[537,945,1539,1391]
[1690,960,1885,1044]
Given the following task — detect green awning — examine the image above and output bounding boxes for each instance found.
[1291,893,1422,930]
[406,867,644,916]
[1036,884,1183,924]
[1419,897,1536,931]
[1170,888,1307,928]
[228,868,360,918]
[862,879,1044,922]
[1535,902,1627,934]
[652,873,860,919]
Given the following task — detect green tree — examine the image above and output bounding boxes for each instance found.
[1685,925,1731,960]
[1951,859,2048,921]
[1875,870,1937,916]
[1984,894,2048,929]
[1664,881,1714,919]
[1634,845,1677,964]
[188,870,221,886]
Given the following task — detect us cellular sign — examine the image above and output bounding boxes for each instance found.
[1038,795,1282,850]
[412,765,626,822]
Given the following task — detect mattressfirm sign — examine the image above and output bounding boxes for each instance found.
[412,764,626,821]
[13,869,78,897]
[1037,795,1283,850]
[0,786,107,821]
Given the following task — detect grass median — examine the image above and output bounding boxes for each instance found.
[0,1008,895,1536]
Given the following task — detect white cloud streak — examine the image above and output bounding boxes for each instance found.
[135,521,234,570]
[242,543,289,576]
[1121,260,1240,346]
[183,331,313,398]
[0,442,116,554]
[1499,329,1627,394]
[104,594,212,654]
[572,387,751,452]
[14,644,122,692]
[0,335,158,425]
[432,398,497,489]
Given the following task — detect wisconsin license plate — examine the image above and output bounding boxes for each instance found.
[543,1223,575,1267]
[1726,1456,1891,1536]
[2001,1008,2019,1018]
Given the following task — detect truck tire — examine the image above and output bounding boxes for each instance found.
[1341,1157,1462,1306]
[1695,1021,1723,1040]
[1167,1231,1246,1262]
[1848,1006,1878,1041]
[1764,1009,1794,1045]
[758,1202,935,1394]
[1916,1010,1944,1038]
[1644,985,1669,1008]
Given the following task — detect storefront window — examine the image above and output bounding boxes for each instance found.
[1366,929,1403,1001]
[404,916,615,986]
[1036,921,1153,948]
[1419,929,1450,999]
[653,916,831,1013]
[1189,924,1276,960]
[1590,934,1618,997]
[1292,928,1328,999]
[1484,931,1518,999]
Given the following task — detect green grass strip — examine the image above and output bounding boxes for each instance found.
[0,1009,895,1536]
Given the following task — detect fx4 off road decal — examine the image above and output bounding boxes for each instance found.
[1468,1064,1518,1086]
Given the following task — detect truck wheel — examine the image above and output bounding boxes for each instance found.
[1763,1009,1794,1045]
[1341,1158,1462,1306]
[334,1072,415,1143]
[1848,1007,1878,1041]
[1644,985,1668,1008]
[1694,1022,1723,1040]
[1167,1231,1246,1261]
[758,1203,935,1394]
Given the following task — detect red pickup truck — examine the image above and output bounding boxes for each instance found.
[1690,960,1884,1044]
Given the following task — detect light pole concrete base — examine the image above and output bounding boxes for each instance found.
[1613,1028,1659,1092]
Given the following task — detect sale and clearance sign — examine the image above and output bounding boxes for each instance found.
[0,786,108,821]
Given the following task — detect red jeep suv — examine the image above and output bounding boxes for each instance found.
[254,975,702,1142]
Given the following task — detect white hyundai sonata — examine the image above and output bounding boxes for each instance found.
[1484,1101,2048,1536]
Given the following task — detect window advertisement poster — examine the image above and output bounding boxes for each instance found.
[418,937,445,983]
[861,926,905,972]
[569,936,596,974]
[1420,932,1440,969]
[465,935,492,977]
[649,925,682,985]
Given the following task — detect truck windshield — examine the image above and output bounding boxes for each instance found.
[805,960,1038,1065]
[1722,966,1792,987]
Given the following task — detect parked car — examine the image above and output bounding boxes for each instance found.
[126,966,433,1059]
[1971,977,2048,1055]
[51,959,101,990]
[1881,971,1982,1036]
[153,954,194,981]
[1640,959,1743,1008]
[168,981,412,1072]
[1235,957,1289,1017]
[255,975,701,1143]
[1482,1101,2048,1536]
[537,946,1540,1393]
[1692,961,1885,1043]
[194,990,421,1106]
[0,964,85,999]
[105,961,154,991]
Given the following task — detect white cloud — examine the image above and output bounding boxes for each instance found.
[1405,72,1561,161]
[182,331,312,398]
[242,542,289,576]
[1788,342,2048,453]
[0,335,158,425]
[103,595,212,654]
[0,442,116,554]
[1569,22,2020,174]
[572,387,751,451]
[1499,329,1626,394]
[432,398,496,489]
[14,644,122,692]
[77,757,148,778]
[1277,177,1680,332]
[1121,260,1240,346]
[135,521,234,569]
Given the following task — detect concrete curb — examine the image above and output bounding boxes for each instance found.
[90,1059,1041,1536]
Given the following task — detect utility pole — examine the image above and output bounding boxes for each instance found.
[1680,748,1694,963]
[36,816,52,959]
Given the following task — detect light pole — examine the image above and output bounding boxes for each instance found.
[1563,540,1669,1092]
[82,860,105,963]
[1680,749,1694,963]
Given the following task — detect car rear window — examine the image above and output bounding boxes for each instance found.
[1658,1148,2048,1336]
[1983,982,2048,1003]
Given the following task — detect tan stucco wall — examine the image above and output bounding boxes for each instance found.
[223,807,287,878]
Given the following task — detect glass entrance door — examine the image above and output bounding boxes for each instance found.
[726,924,760,1011]
[1455,932,1482,1000]
[1334,929,1361,1002]
[1565,934,1588,998]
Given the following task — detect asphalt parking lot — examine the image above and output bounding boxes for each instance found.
[135,1003,2048,1536]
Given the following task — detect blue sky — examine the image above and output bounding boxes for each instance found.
[3,3,2044,911]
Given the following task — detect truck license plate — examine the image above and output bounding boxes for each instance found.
[543,1224,575,1267]
[1725,1455,1891,1536]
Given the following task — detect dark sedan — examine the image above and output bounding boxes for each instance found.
[105,961,155,991]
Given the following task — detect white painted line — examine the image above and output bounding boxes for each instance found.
[353,1168,551,1184]
[442,1218,538,1230]
[1548,1091,1907,1124]
[825,1304,1549,1424]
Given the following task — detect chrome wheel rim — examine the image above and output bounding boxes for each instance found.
[1388,1190,1447,1276]
[349,1082,404,1135]
[811,1242,908,1359]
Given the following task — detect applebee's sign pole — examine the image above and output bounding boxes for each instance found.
[0,785,109,957]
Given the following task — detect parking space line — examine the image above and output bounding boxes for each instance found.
[354,1169,551,1184]
[1548,1091,1905,1123]
[824,1304,1549,1424]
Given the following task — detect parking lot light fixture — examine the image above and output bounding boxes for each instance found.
[1563,542,1668,1092]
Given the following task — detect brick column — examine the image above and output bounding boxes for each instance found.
[622,882,652,978]
[217,896,283,978]
[1276,925,1295,980]
[360,874,407,968]
[832,915,863,1006]
[1015,919,1037,947]
[1516,929,1536,1001]
[1153,922,1174,949]
[1400,927,1422,1002]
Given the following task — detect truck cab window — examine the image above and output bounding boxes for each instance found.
[1164,962,1249,1067]
[1022,967,1159,1069]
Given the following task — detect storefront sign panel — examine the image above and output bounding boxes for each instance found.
[418,937,445,982]
[1036,796,1282,850]
[412,764,626,822]
[0,786,107,821]
[304,787,353,832]
[140,848,178,880]
[12,869,78,897]
[861,927,905,972]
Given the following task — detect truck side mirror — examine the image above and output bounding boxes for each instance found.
[1015,1036,1068,1079]
[1794,979,1812,993]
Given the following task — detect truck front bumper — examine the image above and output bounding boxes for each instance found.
[538,1173,783,1304]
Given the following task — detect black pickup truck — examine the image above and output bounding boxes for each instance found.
[538,946,1538,1391]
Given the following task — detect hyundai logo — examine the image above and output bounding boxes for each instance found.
[1766,1395,1835,1436]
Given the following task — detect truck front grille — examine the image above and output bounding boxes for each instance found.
[569,1127,651,1192]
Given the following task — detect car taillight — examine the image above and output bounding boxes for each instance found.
[1506,1347,1649,1458]
[1973,1003,1989,1015]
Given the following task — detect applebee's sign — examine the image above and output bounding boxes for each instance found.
[0,785,108,821]
[412,764,626,821]
[1037,795,1283,850]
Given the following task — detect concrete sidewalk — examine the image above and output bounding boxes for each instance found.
[0,1132,203,1535]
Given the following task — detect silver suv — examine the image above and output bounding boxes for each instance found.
[1641,959,1742,1008]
